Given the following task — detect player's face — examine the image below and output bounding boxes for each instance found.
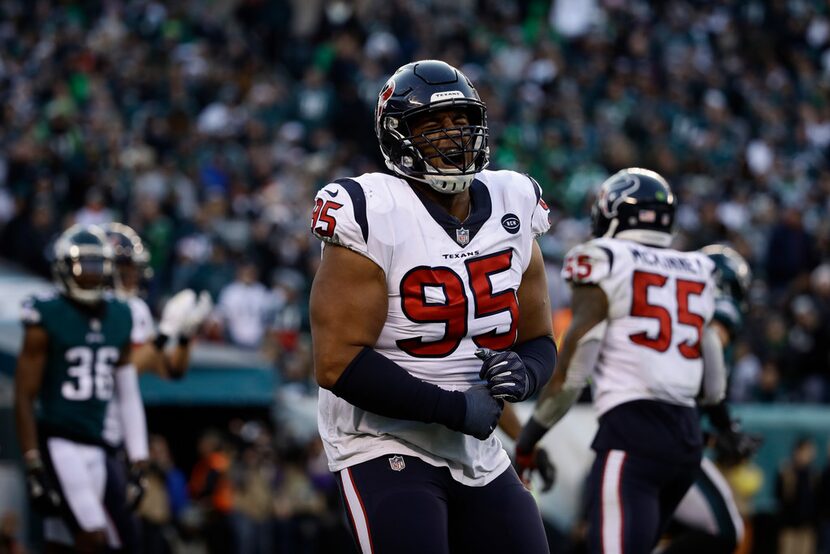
[72,256,108,291]
[409,108,473,170]
[116,263,140,290]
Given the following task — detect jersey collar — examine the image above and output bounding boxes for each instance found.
[410,178,492,247]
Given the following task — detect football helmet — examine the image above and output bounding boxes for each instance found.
[591,167,676,247]
[375,59,489,194]
[701,244,752,307]
[52,224,113,305]
[102,222,152,295]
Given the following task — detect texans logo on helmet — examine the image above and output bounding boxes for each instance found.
[376,80,396,124]
[601,176,640,218]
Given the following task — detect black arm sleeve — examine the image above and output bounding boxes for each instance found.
[331,347,467,431]
[513,335,558,397]
[703,400,732,432]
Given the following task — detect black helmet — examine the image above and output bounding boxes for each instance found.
[102,222,152,295]
[375,60,489,194]
[701,244,752,306]
[52,224,113,305]
[591,168,676,246]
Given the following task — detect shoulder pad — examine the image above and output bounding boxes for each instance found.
[526,174,550,237]
[561,241,614,285]
[19,292,58,326]
[20,297,42,325]
[713,296,742,337]
[311,178,369,253]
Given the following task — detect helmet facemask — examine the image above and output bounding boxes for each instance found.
[54,247,113,305]
[103,222,152,297]
[382,101,489,194]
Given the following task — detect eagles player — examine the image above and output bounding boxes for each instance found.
[310,60,556,553]
[14,224,147,553]
[100,222,212,551]
[667,244,762,553]
[515,168,727,553]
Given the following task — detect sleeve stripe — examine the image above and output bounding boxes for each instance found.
[335,178,369,243]
[524,173,542,203]
[599,246,614,273]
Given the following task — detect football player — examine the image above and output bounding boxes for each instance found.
[100,222,212,551]
[309,60,556,553]
[515,168,727,553]
[666,244,762,553]
[14,224,147,553]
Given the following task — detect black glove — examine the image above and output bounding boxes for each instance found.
[461,385,504,440]
[126,463,148,511]
[25,458,61,515]
[514,446,557,492]
[715,421,763,464]
[475,348,531,402]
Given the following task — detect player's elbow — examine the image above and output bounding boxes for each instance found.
[313,348,358,390]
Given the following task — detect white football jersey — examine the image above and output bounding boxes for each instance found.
[562,237,716,416]
[103,296,155,447]
[311,169,550,486]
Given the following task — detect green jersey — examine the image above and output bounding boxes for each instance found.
[21,292,132,445]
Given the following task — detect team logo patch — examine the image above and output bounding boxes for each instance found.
[456,227,470,246]
[389,455,406,471]
[376,79,396,124]
[501,214,520,234]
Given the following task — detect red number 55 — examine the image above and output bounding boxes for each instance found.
[629,270,706,359]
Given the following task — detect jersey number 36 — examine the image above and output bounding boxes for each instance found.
[62,346,119,401]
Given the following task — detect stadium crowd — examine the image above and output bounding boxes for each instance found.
[2,0,830,552]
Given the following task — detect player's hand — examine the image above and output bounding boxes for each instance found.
[158,289,197,338]
[180,291,213,338]
[475,348,530,402]
[514,446,557,492]
[126,462,149,511]
[25,457,61,515]
[716,421,763,463]
[461,385,504,440]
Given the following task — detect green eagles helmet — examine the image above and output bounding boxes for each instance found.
[701,244,752,307]
[52,224,114,305]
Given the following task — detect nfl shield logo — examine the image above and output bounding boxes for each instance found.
[456,227,470,246]
[388,455,406,472]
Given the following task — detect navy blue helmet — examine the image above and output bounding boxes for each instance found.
[375,60,489,194]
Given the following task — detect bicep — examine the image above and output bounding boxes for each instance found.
[15,326,48,397]
[567,284,609,339]
[310,244,388,387]
[550,284,608,386]
[515,241,554,344]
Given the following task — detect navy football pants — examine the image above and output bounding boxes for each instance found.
[337,454,550,554]
[104,449,140,552]
[586,449,699,554]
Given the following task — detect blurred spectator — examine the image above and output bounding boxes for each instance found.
[0,511,24,554]
[209,261,277,349]
[776,437,820,554]
[784,295,830,402]
[138,434,190,554]
[74,186,114,226]
[818,440,830,554]
[190,430,233,554]
[229,438,275,554]
[273,439,327,554]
